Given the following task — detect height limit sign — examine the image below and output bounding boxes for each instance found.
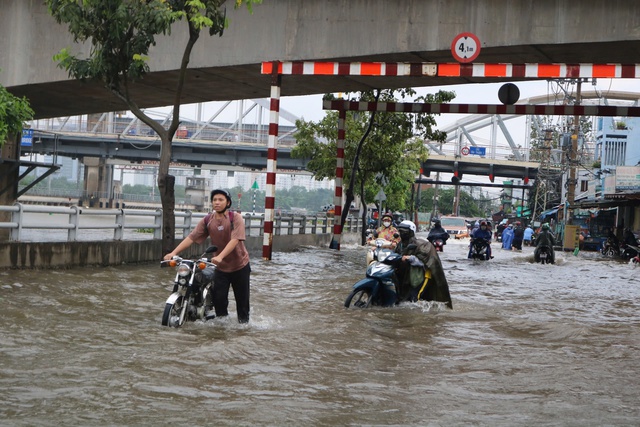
[451,32,481,63]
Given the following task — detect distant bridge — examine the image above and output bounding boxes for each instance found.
[22,130,310,172]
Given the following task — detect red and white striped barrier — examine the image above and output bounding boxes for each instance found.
[262,61,640,79]
[322,100,640,117]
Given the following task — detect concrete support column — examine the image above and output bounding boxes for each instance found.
[82,157,113,207]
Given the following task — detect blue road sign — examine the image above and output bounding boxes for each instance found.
[21,129,34,147]
[469,146,486,156]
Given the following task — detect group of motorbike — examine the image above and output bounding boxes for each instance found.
[158,220,560,326]
[601,233,640,266]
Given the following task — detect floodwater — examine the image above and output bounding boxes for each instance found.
[1,236,639,426]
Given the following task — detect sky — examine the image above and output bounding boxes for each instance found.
[164,77,640,132]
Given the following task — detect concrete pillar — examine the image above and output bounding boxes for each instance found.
[82,157,112,207]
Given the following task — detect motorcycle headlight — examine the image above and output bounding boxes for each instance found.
[177,264,191,277]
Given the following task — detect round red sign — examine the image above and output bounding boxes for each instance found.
[451,32,481,63]
[461,146,470,156]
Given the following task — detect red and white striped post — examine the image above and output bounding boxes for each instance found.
[329,110,347,250]
[262,62,281,261]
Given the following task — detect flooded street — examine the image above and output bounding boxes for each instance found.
[1,236,639,426]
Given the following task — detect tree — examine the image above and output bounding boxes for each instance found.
[46,0,259,254]
[1,79,34,239]
[293,88,455,243]
[416,187,493,218]
[1,80,33,149]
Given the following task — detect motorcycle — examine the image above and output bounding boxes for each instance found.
[345,238,406,308]
[160,245,218,327]
[536,245,553,264]
[621,243,640,260]
[468,238,491,261]
[429,237,445,252]
[601,237,621,257]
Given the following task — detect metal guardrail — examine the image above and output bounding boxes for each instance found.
[0,203,363,242]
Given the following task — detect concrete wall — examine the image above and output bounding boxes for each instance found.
[0,233,361,269]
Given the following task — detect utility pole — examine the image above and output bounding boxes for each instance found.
[566,79,582,224]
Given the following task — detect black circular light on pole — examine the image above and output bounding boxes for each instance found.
[498,83,520,105]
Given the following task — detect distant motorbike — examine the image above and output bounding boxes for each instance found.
[468,238,491,261]
[160,245,217,327]
[536,245,554,264]
[601,237,621,257]
[430,237,445,252]
[621,243,639,260]
[345,238,406,308]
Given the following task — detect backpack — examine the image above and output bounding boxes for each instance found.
[203,211,234,231]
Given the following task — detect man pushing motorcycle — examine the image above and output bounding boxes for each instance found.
[164,189,251,323]
[395,220,453,309]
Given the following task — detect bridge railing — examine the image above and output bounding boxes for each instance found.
[0,203,362,242]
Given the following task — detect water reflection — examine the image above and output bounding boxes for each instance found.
[1,238,639,425]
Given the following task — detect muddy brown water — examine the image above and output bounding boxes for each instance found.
[1,237,639,426]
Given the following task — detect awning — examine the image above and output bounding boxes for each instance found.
[539,208,559,220]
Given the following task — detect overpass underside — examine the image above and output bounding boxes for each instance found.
[3,0,640,119]
[422,155,539,184]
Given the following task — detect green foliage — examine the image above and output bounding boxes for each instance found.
[416,187,495,218]
[292,88,455,213]
[0,80,34,147]
[46,0,260,249]
[46,0,259,94]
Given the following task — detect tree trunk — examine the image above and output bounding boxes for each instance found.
[157,135,176,255]
[0,133,19,241]
[158,173,176,255]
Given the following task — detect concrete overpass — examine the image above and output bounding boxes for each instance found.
[3,0,640,119]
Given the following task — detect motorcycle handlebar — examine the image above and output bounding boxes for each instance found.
[160,257,217,269]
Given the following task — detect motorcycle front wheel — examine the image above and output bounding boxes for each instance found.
[162,295,185,327]
[344,289,373,308]
[602,247,615,257]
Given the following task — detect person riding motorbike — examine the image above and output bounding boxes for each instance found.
[370,212,400,249]
[534,223,556,264]
[468,220,492,259]
[395,220,452,309]
[622,227,639,258]
[623,228,638,246]
[427,220,450,248]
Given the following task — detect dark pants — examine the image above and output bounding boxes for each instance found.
[512,238,523,250]
[212,263,251,323]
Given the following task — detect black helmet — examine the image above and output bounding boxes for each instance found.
[210,189,232,209]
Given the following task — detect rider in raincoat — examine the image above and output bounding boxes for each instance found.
[534,223,556,263]
[502,224,515,250]
[395,220,453,309]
